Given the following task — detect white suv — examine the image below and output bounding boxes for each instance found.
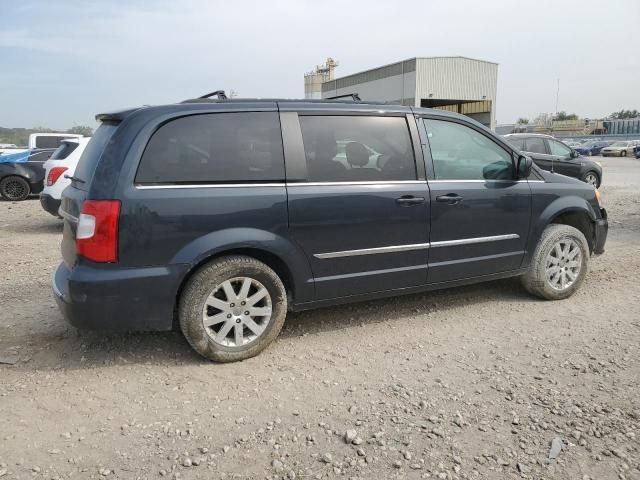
[40,138,90,216]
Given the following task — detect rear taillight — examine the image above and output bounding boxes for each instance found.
[76,200,121,263]
[47,167,68,186]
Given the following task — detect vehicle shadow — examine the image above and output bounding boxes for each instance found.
[12,277,535,372]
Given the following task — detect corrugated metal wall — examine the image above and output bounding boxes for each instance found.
[320,56,498,128]
[415,57,498,128]
[322,69,417,105]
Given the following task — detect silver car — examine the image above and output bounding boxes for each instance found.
[600,141,633,157]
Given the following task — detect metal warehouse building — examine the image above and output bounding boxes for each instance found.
[312,57,498,129]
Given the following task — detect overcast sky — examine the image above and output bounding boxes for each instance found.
[1,0,638,129]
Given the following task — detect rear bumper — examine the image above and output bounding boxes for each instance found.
[40,194,61,217]
[593,208,608,255]
[52,261,189,331]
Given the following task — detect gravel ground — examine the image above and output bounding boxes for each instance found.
[1,157,639,480]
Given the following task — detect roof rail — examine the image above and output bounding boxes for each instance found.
[198,90,228,100]
[326,93,361,102]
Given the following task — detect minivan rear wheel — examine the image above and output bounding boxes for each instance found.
[521,224,589,300]
[179,255,287,362]
[0,176,30,201]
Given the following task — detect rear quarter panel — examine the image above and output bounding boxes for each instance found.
[109,104,315,304]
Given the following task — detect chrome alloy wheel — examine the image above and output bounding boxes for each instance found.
[202,277,272,348]
[585,173,598,187]
[545,239,582,291]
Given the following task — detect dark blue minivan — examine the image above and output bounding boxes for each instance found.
[53,95,608,362]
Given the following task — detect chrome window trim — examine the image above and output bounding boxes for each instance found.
[314,234,520,258]
[430,234,520,248]
[133,179,544,189]
[314,243,430,259]
[135,183,287,189]
[289,180,427,187]
[427,179,534,183]
[135,181,426,189]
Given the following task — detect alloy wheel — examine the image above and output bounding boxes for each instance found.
[201,277,272,348]
[585,173,598,187]
[3,180,27,200]
[545,239,582,291]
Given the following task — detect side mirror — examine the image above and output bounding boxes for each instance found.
[517,155,533,178]
[570,150,580,158]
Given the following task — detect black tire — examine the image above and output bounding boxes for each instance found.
[521,224,589,300]
[0,176,31,201]
[583,170,600,188]
[621,150,627,157]
[179,255,287,362]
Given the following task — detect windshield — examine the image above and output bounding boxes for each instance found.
[611,142,629,147]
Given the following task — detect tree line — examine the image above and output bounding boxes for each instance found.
[516,109,638,125]
[0,125,93,147]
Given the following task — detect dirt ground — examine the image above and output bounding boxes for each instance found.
[1,157,639,480]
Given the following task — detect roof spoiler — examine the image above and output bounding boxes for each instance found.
[95,107,145,123]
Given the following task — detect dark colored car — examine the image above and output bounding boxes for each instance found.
[53,95,608,362]
[0,148,56,201]
[574,141,611,156]
[504,134,603,188]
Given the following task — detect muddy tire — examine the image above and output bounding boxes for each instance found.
[522,224,589,300]
[179,255,287,362]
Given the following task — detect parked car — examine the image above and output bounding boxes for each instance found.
[503,134,603,187]
[0,148,56,201]
[52,95,608,363]
[28,133,83,149]
[574,141,611,156]
[600,141,634,157]
[40,138,90,216]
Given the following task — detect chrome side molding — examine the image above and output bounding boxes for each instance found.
[314,243,430,259]
[430,234,520,248]
[314,234,520,259]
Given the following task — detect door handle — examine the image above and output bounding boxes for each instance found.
[395,195,425,206]
[436,194,463,204]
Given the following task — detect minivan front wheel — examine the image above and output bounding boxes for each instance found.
[521,224,589,300]
[179,255,287,362]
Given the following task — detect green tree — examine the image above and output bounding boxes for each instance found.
[554,111,578,121]
[516,117,529,125]
[66,125,93,136]
[609,109,640,119]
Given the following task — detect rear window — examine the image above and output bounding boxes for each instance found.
[73,123,118,188]
[524,137,547,154]
[28,150,54,162]
[35,136,67,149]
[50,141,79,160]
[135,112,284,184]
[506,137,525,150]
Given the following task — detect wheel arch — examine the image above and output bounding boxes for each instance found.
[170,229,315,326]
[535,199,597,254]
